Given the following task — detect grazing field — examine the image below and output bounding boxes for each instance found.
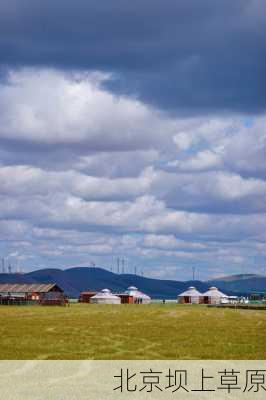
[0,303,265,359]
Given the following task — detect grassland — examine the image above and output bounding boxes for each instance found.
[0,303,265,359]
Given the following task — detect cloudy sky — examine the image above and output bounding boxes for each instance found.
[0,0,265,280]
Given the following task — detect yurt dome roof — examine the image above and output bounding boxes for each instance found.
[178,286,203,297]
[202,287,228,298]
[125,286,151,299]
[128,286,138,291]
[91,288,120,299]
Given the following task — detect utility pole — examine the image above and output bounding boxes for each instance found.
[121,258,125,274]
[117,257,120,274]
[192,267,196,281]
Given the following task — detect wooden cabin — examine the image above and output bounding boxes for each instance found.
[0,283,66,305]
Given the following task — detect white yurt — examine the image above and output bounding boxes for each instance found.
[177,286,203,304]
[124,286,151,304]
[202,286,228,305]
[90,288,121,304]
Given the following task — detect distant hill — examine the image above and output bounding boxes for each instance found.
[0,268,265,298]
[0,267,210,298]
[208,273,261,282]
[208,274,266,294]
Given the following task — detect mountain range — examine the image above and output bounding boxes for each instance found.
[207,274,266,295]
[0,267,265,298]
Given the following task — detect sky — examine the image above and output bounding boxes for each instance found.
[0,0,266,280]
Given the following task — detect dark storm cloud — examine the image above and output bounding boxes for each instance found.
[0,0,265,114]
[1,1,266,279]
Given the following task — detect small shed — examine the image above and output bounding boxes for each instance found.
[124,286,151,304]
[79,291,97,303]
[177,286,203,304]
[202,286,228,305]
[117,294,134,304]
[90,289,121,304]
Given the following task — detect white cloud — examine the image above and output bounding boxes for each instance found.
[0,67,265,278]
[0,68,175,151]
[169,150,222,171]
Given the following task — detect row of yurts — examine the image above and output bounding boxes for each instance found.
[178,286,229,305]
[79,285,228,305]
[79,286,151,304]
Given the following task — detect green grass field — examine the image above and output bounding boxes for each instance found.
[0,303,265,359]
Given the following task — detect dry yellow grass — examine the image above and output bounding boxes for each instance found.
[0,303,265,359]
